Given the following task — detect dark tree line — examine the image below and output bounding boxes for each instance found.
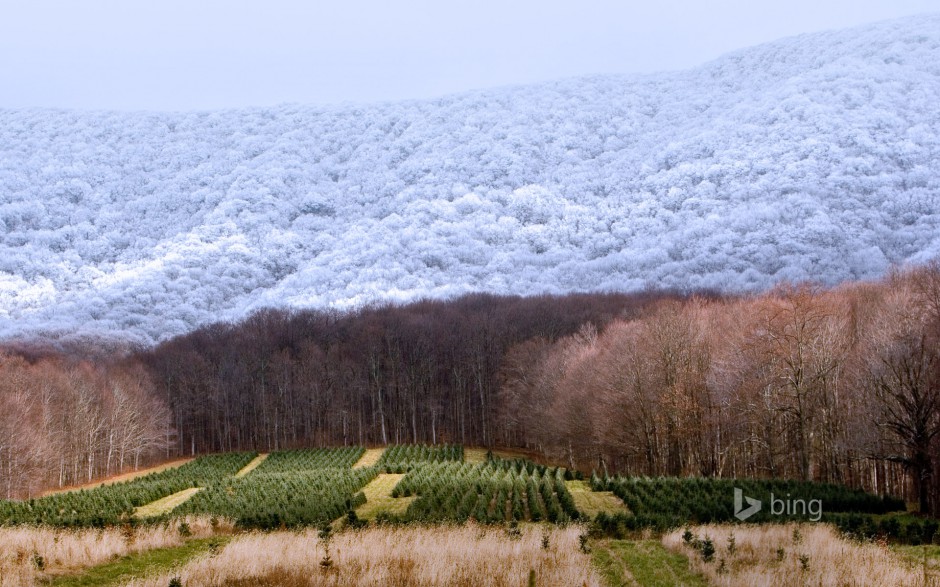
[138,293,671,455]
[6,268,939,514]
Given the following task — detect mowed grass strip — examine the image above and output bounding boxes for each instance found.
[46,537,230,587]
[355,474,415,520]
[234,453,268,478]
[566,480,630,518]
[133,488,204,519]
[353,447,386,469]
[593,540,706,587]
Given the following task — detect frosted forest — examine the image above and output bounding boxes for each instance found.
[1,15,939,344]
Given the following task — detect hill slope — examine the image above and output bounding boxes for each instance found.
[1,15,939,343]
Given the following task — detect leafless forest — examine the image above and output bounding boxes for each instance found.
[2,266,939,515]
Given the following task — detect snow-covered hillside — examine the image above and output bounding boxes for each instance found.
[1,15,939,343]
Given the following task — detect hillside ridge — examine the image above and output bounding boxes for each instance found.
[1,14,939,343]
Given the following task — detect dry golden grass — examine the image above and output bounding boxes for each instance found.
[40,459,195,497]
[565,480,630,518]
[233,453,268,478]
[133,488,204,519]
[352,447,385,469]
[124,523,602,587]
[663,523,938,587]
[0,517,232,587]
[354,473,414,520]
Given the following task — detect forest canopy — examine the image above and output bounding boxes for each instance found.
[1,15,939,343]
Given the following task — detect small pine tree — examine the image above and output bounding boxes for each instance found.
[700,536,715,562]
[121,523,136,547]
[346,509,365,529]
[798,554,809,572]
[177,522,192,538]
[507,520,522,539]
[319,524,334,569]
[792,527,803,545]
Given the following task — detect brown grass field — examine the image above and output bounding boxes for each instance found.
[0,517,232,587]
[122,524,601,587]
[663,523,939,587]
[7,517,940,586]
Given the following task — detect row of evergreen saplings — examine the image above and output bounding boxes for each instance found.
[177,466,379,529]
[591,475,903,526]
[0,453,256,527]
[251,447,365,474]
[587,474,930,543]
[389,459,580,523]
[376,444,463,472]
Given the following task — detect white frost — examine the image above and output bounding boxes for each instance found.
[0,15,939,343]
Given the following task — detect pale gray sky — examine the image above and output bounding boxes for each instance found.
[1,0,937,110]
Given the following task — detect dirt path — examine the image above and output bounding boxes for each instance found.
[41,458,195,497]
[353,447,386,468]
[355,473,415,519]
[593,541,641,587]
[234,453,269,478]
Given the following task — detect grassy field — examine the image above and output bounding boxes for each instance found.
[122,524,601,587]
[47,537,230,587]
[663,523,939,586]
[0,517,232,587]
[893,544,940,578]
[11,520,938,587]
[593,539,708,587]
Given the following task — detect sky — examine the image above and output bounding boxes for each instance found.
[0,0,938,111]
